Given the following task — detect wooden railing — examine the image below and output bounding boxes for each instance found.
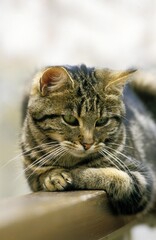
[0,190,138,240]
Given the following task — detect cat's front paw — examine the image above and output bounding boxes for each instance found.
[42,169,73,191]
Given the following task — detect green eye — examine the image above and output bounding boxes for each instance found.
[96,117,109,127]
[62,115,79,126]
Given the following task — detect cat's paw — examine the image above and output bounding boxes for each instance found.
[42,169,73,191]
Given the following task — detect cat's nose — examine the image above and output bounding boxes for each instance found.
[82,142,93,150]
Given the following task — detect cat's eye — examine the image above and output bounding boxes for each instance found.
[113,115,121,122]
[96,117,109,127]
[62,115,79,126]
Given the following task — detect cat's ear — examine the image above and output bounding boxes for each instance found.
[105,68,137,90]
[39,67,74,96]
[96,68,137,92]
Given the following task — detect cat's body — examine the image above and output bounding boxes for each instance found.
[21,65,156,215]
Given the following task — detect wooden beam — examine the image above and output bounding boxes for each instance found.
[0,191,135,240]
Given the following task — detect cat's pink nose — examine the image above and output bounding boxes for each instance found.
[82,143,93,150]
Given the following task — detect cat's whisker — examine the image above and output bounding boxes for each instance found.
[21,142,60,160]
[104,148,133,177]
[14,151,53,182]
[29,145,65,170]
[15,145,62,181]
[51,150,68,166]
[0,141,59,170]
[28,145,63,168]
[16,144,60,173]
[99,150,121,170]
[101,149,126,171]
[24,147,67,182]
[22,146,57,158]
[105,146,133,162]
[13,139,52,155]
[47,146,65,161]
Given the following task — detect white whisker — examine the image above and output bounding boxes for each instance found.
[24,145,66,182]
[106,146,133,162]
[104,148,133,176]
[99,150,120,170]
[14,145,62,181]
[0,141,59,170]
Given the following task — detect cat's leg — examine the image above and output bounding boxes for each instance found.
[24,165,73,192]
[71,165,155,214]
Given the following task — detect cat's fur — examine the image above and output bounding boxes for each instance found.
[21,64,156,215]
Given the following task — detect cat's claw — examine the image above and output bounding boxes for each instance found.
[43,170,73,191]
[61,172,73,184]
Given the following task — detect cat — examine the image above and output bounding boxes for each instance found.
[21,64,156,215]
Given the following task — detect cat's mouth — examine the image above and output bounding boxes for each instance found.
[61,141,104,158]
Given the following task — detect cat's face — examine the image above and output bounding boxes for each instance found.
[28,65,135,159]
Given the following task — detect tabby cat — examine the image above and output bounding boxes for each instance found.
[21,64,156,215]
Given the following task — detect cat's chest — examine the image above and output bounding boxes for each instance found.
[52,154,111,169]
[75,155,117,168]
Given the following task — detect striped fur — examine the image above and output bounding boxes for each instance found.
[21,65,156,215]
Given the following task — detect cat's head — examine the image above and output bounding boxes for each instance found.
[28,65,136,159]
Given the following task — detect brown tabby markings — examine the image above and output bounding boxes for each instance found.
[21,65,156,215]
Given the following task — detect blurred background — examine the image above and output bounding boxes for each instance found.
[0,0,156,239]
